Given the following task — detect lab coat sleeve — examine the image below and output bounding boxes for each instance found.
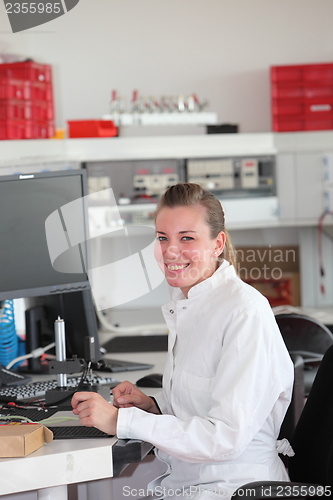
[117,309,293,463]
[153,389,169,414]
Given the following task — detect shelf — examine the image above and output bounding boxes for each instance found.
[102,112,218,126]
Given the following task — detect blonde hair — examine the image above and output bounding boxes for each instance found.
[154,183,236,269]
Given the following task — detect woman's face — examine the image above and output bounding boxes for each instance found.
[155,205,226,298]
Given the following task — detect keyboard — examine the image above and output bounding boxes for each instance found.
[93,358,154,373]
[0,375,118,403]
[0,407,59,421]
[102,335,168,353]
[0,367,31,387]
[48,426,113,439]
[0,407,114,439]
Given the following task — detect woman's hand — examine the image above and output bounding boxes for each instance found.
[112,381,161,414]
[71,391,118,435]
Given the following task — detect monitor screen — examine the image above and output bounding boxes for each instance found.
[0,170,90,300]
[0,169,101,369]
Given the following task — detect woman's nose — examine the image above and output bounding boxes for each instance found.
[164,242,181,259]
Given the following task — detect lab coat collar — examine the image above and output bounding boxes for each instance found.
[170,259,234,303]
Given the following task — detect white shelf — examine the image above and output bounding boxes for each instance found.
[102,112,218,126]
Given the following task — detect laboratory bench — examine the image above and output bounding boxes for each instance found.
[0,351,167,500]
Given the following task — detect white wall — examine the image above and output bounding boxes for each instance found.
[1,0,333,133]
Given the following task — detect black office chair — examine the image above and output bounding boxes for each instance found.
[278,354,304,445]
[233,343,333,499]
[275,313,333,396]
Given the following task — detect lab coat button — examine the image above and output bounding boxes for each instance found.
[183,307,186,310]
[169,309,174,314]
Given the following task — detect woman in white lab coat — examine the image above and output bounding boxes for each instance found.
[72,183,294,499]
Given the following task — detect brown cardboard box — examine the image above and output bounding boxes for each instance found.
[0,424,53,457]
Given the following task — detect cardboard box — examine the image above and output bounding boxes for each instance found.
[0,424,53,457]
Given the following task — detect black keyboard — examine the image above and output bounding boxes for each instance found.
[93,358,154,373]
[102,335,168,353]
[48,426,113,439]
[0,375,118,403]
[0,367,31,386]
[0,407,59,421]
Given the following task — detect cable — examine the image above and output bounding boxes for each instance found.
[0,415,33,423]
[95,307,168,334]
[317,210,333,295]
[5,342,56,370]
[39,416,79,425]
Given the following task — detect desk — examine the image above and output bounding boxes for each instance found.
[0,351,167,500]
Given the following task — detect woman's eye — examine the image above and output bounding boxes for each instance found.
[182,236,194,241]
[157,236,167,241]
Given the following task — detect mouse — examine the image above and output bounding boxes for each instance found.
[136,373,163,388]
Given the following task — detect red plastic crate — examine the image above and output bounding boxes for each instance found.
[272,101,303,115]
[31,101,54,121]
[0,62,52,82]
[32,121,55,139]
[30,82,53,102]
[271,84,304,99]
[271,62,333,131]
[67,120,118,138]
[0,79,31,100]
[304,101,333,117]
[271,63,333,84]
[0,119,33,140]
[272,116,304,132]
[0,99,32,120]
[304,85,333,99]
[304,118,333,131]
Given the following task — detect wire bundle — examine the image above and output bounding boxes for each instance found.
[0,300,18,367]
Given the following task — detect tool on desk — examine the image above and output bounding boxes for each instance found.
[45,318,111,407]
[55,316,67,388]
[45,317,84,407]
[0,375,118,404]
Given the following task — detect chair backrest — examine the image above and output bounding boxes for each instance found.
[276,313,333,396]
[288,343,333,486]
[275,313,333,358]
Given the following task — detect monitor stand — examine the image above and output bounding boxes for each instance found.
[19,305,50,374]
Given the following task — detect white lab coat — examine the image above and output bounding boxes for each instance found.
[117,262,294,499]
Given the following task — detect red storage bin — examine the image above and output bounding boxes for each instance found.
[0,119,33,140]
[0,60,55,140]
[30,82,53,102]
[304,85,333,99]
[32,121,55,139]
[304,118,333,131]
[272,101,303,115]
[0,79,31,100]
[271,66,304,83]
[67,120,118,138]
[272,116,304,132]
[304,101,333,118]
[0,99,32,120]
[271,62,333,131]
[0,61,52,82]
[272,84,304,99]
[31,101,54,121]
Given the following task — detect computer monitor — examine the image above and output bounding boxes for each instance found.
[0,169,101,372]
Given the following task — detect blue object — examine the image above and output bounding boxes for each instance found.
[0,300,18,367]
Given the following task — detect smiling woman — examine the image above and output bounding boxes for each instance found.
[72,183,294,500]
